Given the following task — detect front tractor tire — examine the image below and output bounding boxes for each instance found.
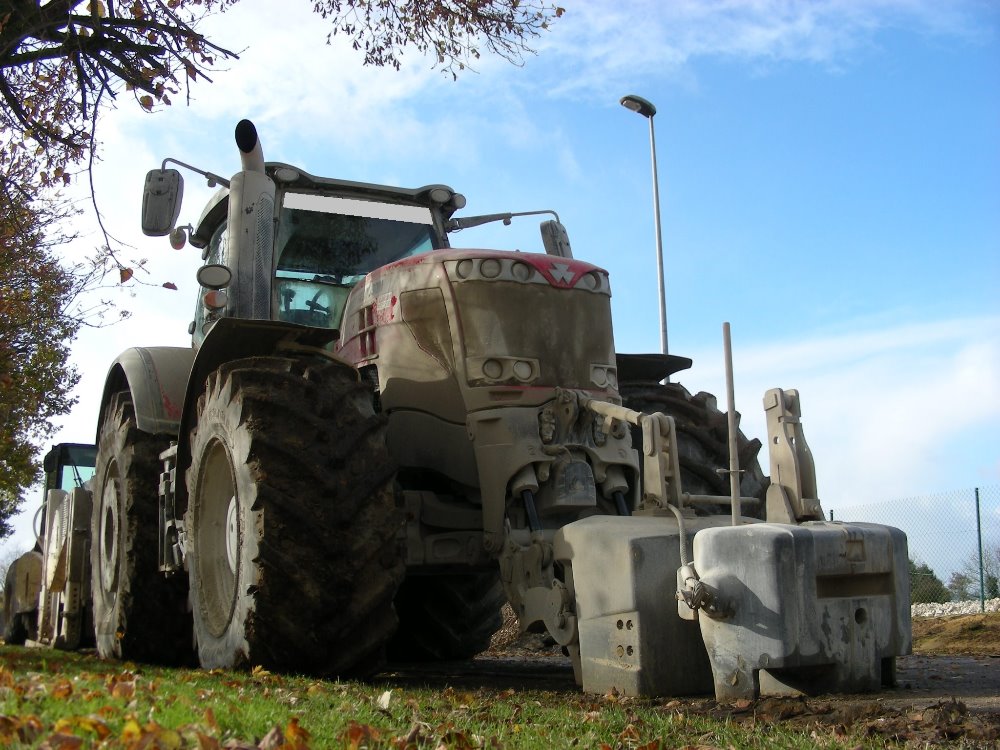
[388,570,506,662]
[91,392,193,664]
[620,381,768,513]
[186,356,403,677]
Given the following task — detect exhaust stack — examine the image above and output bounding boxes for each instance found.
[235,119,265,173]
[225,118,275,322]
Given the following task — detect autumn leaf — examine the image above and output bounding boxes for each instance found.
[121,718,143,743]
[0,714,44,744]
[37,732,84,749]
[342,721,380,750]
[120,267,134,283]
[203,707,220,731]
[139,95,154,110]
[618,723,641,741]
[162,281,178,290]
[107,672,136,699]
[438,727,479,750]
[258,726,283,750]
[52,716,110,740]
[51,679,73,699]
[195,732,222,750]
[284,717,310,749]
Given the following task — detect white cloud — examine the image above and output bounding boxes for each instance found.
[532,0,987,98]
[683,314,1000,509]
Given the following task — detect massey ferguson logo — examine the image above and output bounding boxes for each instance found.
[550,263,575,284]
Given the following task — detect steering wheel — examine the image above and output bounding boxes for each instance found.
[306,289,331,314]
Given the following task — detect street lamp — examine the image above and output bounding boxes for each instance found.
[620,94,668,361]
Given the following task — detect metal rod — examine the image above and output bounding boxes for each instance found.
[613,490,631,516]
[976,487,984,613]
[647,116,669,365]
[522,489,542,534]
[723,323,741,525]
[682,493,759,507]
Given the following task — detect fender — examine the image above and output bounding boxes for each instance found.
[97,347,196,439]
[172,317,343,515]
[615,352,692,384]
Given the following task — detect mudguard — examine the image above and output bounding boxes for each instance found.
[97,347,196,438]
[615,352,692,384]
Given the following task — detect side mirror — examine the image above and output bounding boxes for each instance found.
[540,220,573,258]
[141,169,183,236]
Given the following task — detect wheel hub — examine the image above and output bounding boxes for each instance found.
[99,477,119,595]
[195,437,240,639]
[225,494,239,575]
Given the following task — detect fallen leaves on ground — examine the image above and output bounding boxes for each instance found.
[0,655,319,750]
[690,695,1000,745]
[5,640,1000,749]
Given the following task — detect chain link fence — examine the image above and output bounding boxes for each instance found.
[832,485,999,607]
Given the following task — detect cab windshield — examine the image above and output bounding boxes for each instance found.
[274,192,438,329]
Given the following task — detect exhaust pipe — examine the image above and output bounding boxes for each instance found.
[235,119,265,173]
[225,119,275,321]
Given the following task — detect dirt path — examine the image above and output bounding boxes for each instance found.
[385,611,1000,744]
[894,653,1000,712]
[414,650,999,714]
[893,613,1000,714]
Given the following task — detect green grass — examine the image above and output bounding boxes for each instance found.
[0,645,975,749]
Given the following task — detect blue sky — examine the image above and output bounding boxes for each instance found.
[3,0,998,579]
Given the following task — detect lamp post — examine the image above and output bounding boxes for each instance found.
[620,94,669,362]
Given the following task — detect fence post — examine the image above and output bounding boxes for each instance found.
[976,487,984,613]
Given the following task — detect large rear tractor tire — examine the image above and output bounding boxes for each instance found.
[3,559,38,645]
[619,381,768,514]
[388,569,505,661]
[91,392,193,664]
[186,356,403,677]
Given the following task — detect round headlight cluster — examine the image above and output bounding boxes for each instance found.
[480,358,536,383]
[591,366,618,389]
[482,359,504,379]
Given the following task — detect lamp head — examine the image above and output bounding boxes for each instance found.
[620,94,657,118]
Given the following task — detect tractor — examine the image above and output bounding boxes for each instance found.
[75,119,912,699]
[2,443,96,650]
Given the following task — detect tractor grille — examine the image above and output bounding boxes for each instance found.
[453,281,616,390]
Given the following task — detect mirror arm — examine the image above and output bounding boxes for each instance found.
[161,158,231,189]
[447,209,560,232]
